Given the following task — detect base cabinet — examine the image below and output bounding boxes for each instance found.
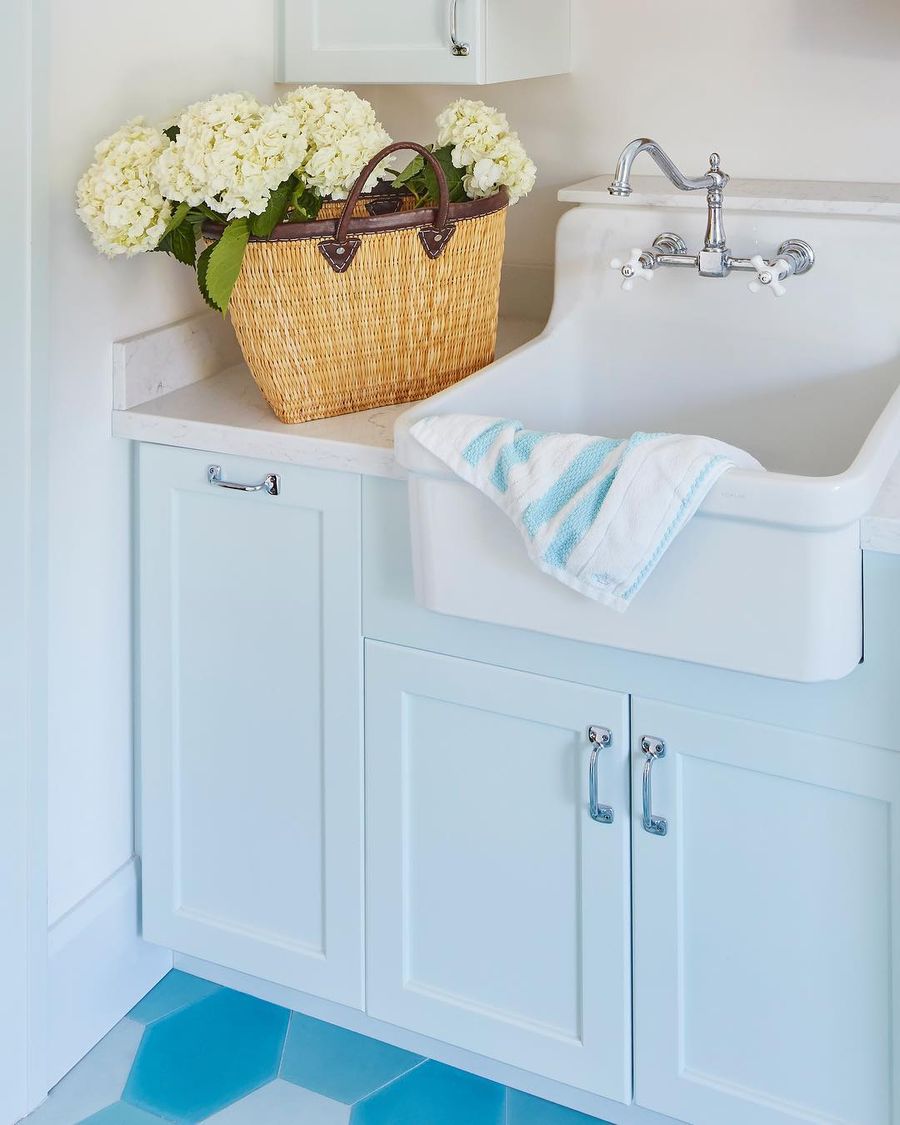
[632,698,900,1125]
[364,641,632,1101]
[134,449,900,1125]
[138,446,364,1008]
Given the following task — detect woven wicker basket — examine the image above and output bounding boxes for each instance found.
[208,142,509,424]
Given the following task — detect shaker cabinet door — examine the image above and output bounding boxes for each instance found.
[276,0,570,85]
[365,641,632,1101]
[631,698,900,1125]
[138,445,364,1008]
[277,0,480,85]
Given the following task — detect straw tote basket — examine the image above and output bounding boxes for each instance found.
[206,141,509,424]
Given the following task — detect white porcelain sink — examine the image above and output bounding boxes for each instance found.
[395,179,900,681]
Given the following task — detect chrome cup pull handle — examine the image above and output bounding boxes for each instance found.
[641,736,668,836]
[449,0,470,55]
[588,726,614,824]
[208,465,280,496]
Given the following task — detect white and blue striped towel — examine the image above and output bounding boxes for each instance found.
[410,414,762,610]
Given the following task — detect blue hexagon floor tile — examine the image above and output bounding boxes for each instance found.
[23,1019,144,1125]
[26,972,611,1125]
[507,1089,612,1125]
[79,1104,166,1124]
[280,1011,423,1104]
[350,1061,506,1125]
[128,970,221,1026]
[205,1079,350,1123]
[122,987,290,1122]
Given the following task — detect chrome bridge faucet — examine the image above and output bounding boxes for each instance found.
[607,138,814,295]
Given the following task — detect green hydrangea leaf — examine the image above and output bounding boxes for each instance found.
[289,184,323,222]
[162,201,190,238]
[392,154,424,189]
[189,203,230,226]
[420,145,467,206]
[163,124,179,143]
[196,243,219,312]
[250,179,293,238]
[203,218,249,313]
[168,221,197,267]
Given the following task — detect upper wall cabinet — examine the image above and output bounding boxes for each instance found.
[276,0,571,85]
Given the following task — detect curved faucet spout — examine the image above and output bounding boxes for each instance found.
[608,138,722,196]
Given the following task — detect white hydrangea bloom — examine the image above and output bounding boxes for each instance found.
[280,86,392,199]
[76,118,173,257]
[155,92,309,220]
[434,98,536,205]
[463,133,537,205]
[435,98,510,168]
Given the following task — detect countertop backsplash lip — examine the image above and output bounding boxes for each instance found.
[559,174,900,218]
[112,268,900,555]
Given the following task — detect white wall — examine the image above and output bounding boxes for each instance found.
[355,0,900,268]
[47,2,278,923]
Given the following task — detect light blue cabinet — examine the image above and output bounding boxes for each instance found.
[631,698,900,1125]
[138,445,365,1008]
[134,449,900,1125]
[364,641,632,1102]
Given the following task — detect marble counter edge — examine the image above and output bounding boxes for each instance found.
[112,399,405,480]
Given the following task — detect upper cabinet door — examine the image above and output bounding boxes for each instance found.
[138,445,364,1009]
[276,0,571,85]
[631,698,900,1125]
[365,641,631,1101]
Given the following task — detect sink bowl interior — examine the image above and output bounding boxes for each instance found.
[403,206,900,479]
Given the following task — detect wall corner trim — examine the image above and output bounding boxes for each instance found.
[46,857,171,1089]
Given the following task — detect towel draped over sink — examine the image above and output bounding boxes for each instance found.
[410,414,763,610]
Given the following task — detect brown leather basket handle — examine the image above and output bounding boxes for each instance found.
[319,141,456,273]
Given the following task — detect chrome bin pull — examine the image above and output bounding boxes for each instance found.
[588,725,614,824]
[641,736,668,836]
[208,465,280,496]
[449,0,470,56]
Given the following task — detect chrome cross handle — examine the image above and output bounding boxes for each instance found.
[748,255,790,298]
[610,248,654,291]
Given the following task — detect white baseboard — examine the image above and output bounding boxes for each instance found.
[46,858,171,1089]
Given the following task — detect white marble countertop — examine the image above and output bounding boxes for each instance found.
[112,317,543,480]
[112,312,900,555]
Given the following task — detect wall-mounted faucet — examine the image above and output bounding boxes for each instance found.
[607,138,815,294]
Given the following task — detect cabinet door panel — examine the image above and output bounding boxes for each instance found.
[365,641,631,1101]
[139,445,363,1008]
[632,698,900,1125]
[277,0,481,84]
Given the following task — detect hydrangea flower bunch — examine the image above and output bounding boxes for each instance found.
[395,98,536,207]
[76,90,535,313]
[76,87,393,310]
[155,92,309,221]
[76,119,174,257]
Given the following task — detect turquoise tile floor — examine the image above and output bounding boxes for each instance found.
[23,971,611,1124]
